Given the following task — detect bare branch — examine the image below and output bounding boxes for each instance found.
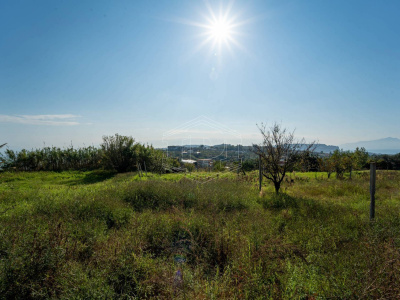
[253,122,315,194]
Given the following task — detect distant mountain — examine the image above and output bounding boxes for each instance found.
[298,144,339,153]
[341,137,400,154]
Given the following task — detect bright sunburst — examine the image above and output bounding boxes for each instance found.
[200,2,242,55]
[177,1,248,57]
[207,19,233,43]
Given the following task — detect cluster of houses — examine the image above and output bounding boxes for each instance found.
[181,158,213,168]
[168,145,215,168]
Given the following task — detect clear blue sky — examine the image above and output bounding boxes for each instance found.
[1,0,399,149]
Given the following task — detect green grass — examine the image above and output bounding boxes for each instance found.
[1,170,400,299]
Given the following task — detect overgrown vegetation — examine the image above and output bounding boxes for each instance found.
[0,134,164,173]
[1,170,399,299]
[371,152,400,170]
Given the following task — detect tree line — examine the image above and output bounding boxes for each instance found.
[2,131,399,179]
[0,134,165,173]
[251,123,393,194]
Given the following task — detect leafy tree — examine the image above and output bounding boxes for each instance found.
[0,143,7,168]
[101,134,138,173]
[242,159,258,171]
[213,160,226,172]
[343,151,355,178]
[294,151,319,172]
[253,123,315,194]
[353,147,369,170]
[378,154,392,170]
[330,150,347,179]
[136,143,162,172]
[148,149,165,173]
[318,156,335,178]
[318,148,368,179]
[328,149,358,179]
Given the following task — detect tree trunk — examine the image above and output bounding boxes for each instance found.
[274,181,281,194]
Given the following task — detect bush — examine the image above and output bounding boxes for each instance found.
[101,134,138,173]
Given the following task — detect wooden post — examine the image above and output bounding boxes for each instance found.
[370,162,376,220]
[237,158,242,175]
[259,155,262,191]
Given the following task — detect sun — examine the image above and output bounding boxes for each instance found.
[174,1,252,61]
[208,19,233,43]
[200,4,240,54]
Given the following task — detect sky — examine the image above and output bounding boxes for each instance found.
[1,0,399,150]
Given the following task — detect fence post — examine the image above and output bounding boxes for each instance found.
[370,162,376,220]
[259,155,262,191]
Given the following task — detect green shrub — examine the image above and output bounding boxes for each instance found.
[101,134,138,173]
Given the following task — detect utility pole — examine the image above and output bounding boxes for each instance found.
[259,155,262,191]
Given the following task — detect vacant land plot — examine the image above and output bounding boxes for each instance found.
[1,170,400,299]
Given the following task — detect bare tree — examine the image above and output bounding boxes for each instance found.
[253,123,314,194]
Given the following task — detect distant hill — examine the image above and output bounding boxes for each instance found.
[166,143,339,154]
[312,144,339,153]
[341,137,400,154]
[298,144,339,153]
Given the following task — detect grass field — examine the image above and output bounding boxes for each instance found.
[1,170,400,299]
